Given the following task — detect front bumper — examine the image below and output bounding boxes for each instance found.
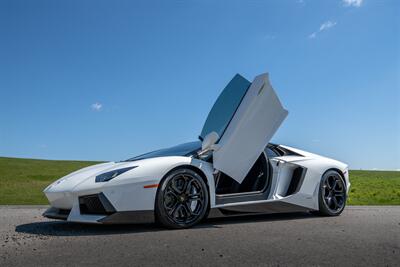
[43,192,155,224]
[43,174,160,224]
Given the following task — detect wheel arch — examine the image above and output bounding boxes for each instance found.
[162,164,210,189]
[322,168,347,186]
[161,164,211,210]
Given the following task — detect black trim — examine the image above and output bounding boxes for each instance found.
[285,167,307,196]
[79,193,116,215]
[95,166,136,183]
[267,143,303,157]
[98,210,154,224]
[209,201,310,217]
[42,207,71,220]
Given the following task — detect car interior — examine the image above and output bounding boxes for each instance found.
[214,144,302,195]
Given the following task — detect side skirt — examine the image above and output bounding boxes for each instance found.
[208,201,310,218]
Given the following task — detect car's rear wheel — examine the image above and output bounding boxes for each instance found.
[155,168,209,229]
[316,170,347,216]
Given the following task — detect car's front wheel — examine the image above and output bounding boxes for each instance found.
[316,170,347,216]
[155,168,209,229]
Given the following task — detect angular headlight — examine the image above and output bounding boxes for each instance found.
[95,166,137,183]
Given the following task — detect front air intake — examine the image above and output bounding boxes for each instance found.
[79,193,116,215]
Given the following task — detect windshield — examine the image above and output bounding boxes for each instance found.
[125,141,201,161]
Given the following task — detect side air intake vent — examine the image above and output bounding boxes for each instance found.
[285,167,306,196]
[79,193,116,215]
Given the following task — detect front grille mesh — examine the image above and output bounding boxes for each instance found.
[79,194,109,215]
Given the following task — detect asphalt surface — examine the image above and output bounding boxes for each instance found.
[0,206,399,267]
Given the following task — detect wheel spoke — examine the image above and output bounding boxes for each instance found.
[325,180,332,190]
[166,188,178,198]
[178,204,185,218]
[332,196,339,209]
[332,179,338,190]
[178,175,193,194]
[164,194,177,209]
[171,180,183,194]
[184,178,195,194]
[325,196,332,208]
[167,202,180,216]
[322,183,330,195]
[180,175,189,193]
[183,202,193,217]
[334,187,343,193]
[189,193,201,200]
[191,200,203,216]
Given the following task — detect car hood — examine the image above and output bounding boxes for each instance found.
[44,160,141,193]
[43,155,198,193]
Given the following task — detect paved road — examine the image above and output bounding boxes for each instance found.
[0,206,399,266]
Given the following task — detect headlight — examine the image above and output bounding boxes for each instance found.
[95,166,137,183]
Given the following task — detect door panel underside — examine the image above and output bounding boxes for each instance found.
[211,73,288,183]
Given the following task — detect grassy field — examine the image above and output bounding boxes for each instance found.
[347,170,400,205]
[0,157,101,205]
[0,157,399,205]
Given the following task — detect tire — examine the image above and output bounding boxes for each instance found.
[316,170,347,216]
[155,168,209,229]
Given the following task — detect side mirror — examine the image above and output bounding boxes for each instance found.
[198,132,220,157]
[202,131,219,151]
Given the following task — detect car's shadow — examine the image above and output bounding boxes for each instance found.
[15,212,316,237]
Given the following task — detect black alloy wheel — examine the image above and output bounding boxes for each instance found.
[316,170,347,216]
[155,168,209,228]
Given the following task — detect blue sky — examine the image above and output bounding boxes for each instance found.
[0,0,399,170]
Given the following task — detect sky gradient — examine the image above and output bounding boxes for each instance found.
[0,0,399,170]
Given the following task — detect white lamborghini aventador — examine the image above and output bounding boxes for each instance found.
[43,72,350,228]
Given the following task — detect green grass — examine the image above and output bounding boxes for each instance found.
[0,157,399,205]
[347,170,400,205]
[0,157,100,205]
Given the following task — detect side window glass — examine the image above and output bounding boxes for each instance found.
[265,147,278,158]
[200,74,251,141]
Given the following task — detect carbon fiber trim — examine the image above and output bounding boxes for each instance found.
[43,207,71,220]
[98,210,154,224]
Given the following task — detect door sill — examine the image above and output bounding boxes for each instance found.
[216,190,263,198]
[215,191,269,205]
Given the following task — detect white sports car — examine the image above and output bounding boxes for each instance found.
[43,72,350,228]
